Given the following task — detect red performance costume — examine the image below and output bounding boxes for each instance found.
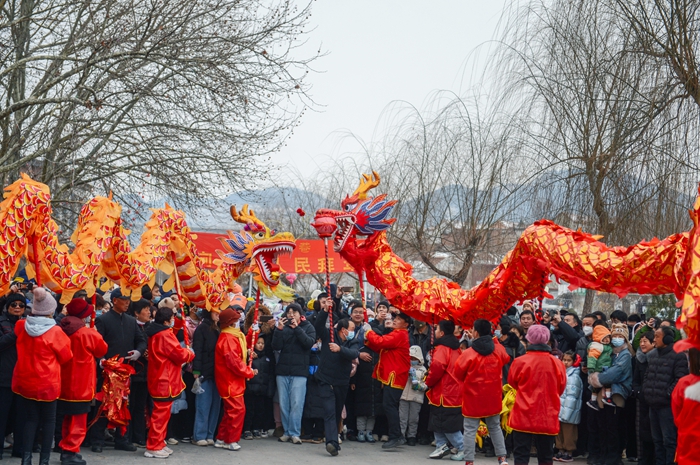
[58,299,108,460]
[365,328,410,389]
[672,373,700,465]
[215,308,254,448]
[145,320,194,453]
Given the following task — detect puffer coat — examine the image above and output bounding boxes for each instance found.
[559,365,583,424]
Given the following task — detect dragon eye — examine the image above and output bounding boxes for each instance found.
[256,232,265,239]
[344,203,355,211]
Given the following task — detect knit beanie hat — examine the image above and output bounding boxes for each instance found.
[158,297,177,310]
[499,315,512,334]
[32,287,57,316]
[376,301,390,311]
[219,308,240,329]
[610,323,629,342]
[526,324,550,346]
[66,297,94,319]
[4,293,26,312]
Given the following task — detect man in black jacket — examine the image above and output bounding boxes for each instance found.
[272,303,316,445]
[192,310,221,446]
[0,293,26,459]
[90,288,147,453]
[314,310,360,456]
[643,327,689,465]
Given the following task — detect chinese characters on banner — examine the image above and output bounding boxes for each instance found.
[191,233,356,274]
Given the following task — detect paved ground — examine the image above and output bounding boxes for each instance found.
[4,438,588,465]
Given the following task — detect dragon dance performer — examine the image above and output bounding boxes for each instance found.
[364,311,412,450]
[13,288,73,465]
[144,307,194,458]
[57,298,108,465]
[214,306,255,451]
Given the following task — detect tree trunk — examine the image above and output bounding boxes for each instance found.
[582,289,596,315]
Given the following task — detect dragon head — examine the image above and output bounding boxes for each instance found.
[313,171,397,252]
[218,205,295,290]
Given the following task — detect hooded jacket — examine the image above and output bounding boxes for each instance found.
[215,326,255,398]
[401,345,427,403]
[587,325,612,372]
[59,323,108,402]
[559,364,583,424]
[453,335,510,418]
[425,335,461,408]
[507,344,567,435]
[146,323,194,401]
[365,327,410,389]
[12,318,72,401]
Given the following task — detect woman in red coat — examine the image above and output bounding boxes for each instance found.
[57,298,108,465]
[672,347,700,465]
[12,288,72,465]
[214,306,255,451]
[144,307,194,458]
[424,320,463,460]
[507,324,566,465]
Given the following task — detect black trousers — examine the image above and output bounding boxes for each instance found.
[319,382,348,449]
[382,385,402,441]
[244,393,268,432]
[0,387,20,458]
[129,381,149,445]
[589,403,623,465]
[89,407,131,446]
[18,397,56,456]
[513,430,554,465]
[624,396,637,458]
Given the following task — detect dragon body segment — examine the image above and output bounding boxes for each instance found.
[0,175,295,310]
[313,172,700,350]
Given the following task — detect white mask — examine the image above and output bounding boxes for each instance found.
[583,326,593,336]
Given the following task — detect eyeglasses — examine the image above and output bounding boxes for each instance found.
[9,302,26,308]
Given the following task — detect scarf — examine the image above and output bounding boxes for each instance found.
[222,326,248,364]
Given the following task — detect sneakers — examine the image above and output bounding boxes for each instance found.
[144,449,169,459]
[278,435,291,443]
[291,436,302,445]
[243,431,253,440]
[273,426,284,438]
[586,399,600,411]
[326,443,339,456]
[193,440,208,446]
[260,431,268,439]
[406,437,417,446]
[601,397,616,407]
[366,432,376,443]
[338,434,343,445]
[206,439,215,445]
[380,435,389,442]
[163,446,173,455]
[429,444,451,459]
[166,438,178,445]
[382,438,403,449]
[253,430,262,439]
[223,442,241,451]
[213,440,225,448]
[498,456,509,465]
[357,431,366,443]
[559,454,573,462]
[450,451,465,461]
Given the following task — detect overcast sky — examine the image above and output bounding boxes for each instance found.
[270,0,508,180]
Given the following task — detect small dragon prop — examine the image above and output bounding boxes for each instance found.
[0,174,295,310]
[313,171,700,351]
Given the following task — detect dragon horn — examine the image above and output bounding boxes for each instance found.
[230,204,266,231]
[352,171,381,200]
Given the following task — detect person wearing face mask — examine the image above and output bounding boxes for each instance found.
[313,304,360,456]
[496,316,525,384]
[632,332,656,465]
[0,293,28,460]
[143,307,194,458]
[128,299,154,448]
[587,323,633,465]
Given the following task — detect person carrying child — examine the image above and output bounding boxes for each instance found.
[586,325,613,409]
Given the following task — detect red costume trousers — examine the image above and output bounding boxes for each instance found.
[58,413,87,453]
[146,400,172,451]
[217,396,245,444]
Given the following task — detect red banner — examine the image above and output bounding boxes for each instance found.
[192,233,356,274]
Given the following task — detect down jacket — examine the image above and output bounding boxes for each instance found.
[146,323,194,401]
[271,319,316,378]
[559,365,583,424]
[59,323,108,402]
[425,335,462,407]
[365,327,411,389]
[401,345,427,403]
[192,318,219,380]
[643,342,689,408]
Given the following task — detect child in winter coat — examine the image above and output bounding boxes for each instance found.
[586,325,612,409]
[556,351,583,462]
[399,345,427,444]
[244,337,274,439]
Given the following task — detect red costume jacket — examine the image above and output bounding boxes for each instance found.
[13,319,72,401]
[672,373,700,465]
[365,328,410,389]
[453,337,510,417]
[147,324,194,401]
[425,342,462,408]
[507,347,567,435]
[215,327,254,398]
[60,326,108,402]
